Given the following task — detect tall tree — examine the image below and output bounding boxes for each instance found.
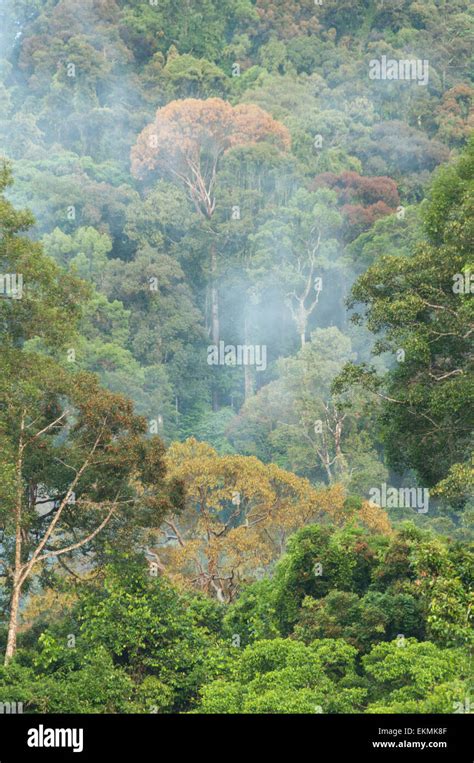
[130,98,291,387]
[1,360,176,664]
[249,187,344,346]
[0,162,179,663]
[229,327,388,492]
[154,438,344,602]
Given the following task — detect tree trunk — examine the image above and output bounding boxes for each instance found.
[5,412,25,665]
[323,459,332,483]
[4,579,21,665]
[244,364,254,400]
[243,313,254,400]
[210,244,219,412]
[297,303,307,348]
[210,245,219,344]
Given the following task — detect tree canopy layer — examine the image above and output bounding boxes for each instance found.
[0,0,472,714]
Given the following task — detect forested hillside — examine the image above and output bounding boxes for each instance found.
[0,0,472,715]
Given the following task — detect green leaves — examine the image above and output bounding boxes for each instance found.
[363,639,470,713]
[0,161,87,350]
[63,559,230,711]
[198,637,364,714]
[340,140,474,490]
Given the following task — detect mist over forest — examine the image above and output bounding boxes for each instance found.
[0,0,472,717]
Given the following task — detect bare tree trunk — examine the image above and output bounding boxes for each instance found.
[3,424,114,665]
[4,579,21,665]
[322,455,332,483]
[210,243,219,412]
[287,229,321,347]
[289,300,308,349]
[210,245,219,344]
[211,287,219,344]
[243,313,254,400]
[244,365,254,400]
[5,411,25,665]
[299,303,308,348]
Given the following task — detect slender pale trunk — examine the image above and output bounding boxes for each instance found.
[4,581,21,665]
[324,462,332,483]
[243,313,254,400]
[210,243,219,412]
[244,364,253,400]
[297,302,307,348]
[210,245,219,344]
[320,425,333,483]
[5,412,25,665]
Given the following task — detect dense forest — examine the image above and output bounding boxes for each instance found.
[0,0,472,715]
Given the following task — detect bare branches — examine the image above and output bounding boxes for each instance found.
[286,228,322,346]
[429,369,463,381]
[32,502,116,566]
[26,410,69,446]
[17,422,106,589]
[163,519,185,548]
[53,456,78,473]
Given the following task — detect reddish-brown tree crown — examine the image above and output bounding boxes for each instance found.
[131,97,291,218]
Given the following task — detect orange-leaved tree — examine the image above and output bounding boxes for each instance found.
[147,438,392,602]
[130,98,291,350]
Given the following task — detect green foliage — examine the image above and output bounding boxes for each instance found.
[0,0,471,716]
[340,140,474,491]
[76,559,229,710]
[0,523,471,713]
[230,327,387,489]
[363,639,471,713]
[197,638,366,714]
[0,161,87,349]
[223,523,472,651]
[294,590,425,652]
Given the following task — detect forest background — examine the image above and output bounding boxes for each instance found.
[0,0,472,714]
